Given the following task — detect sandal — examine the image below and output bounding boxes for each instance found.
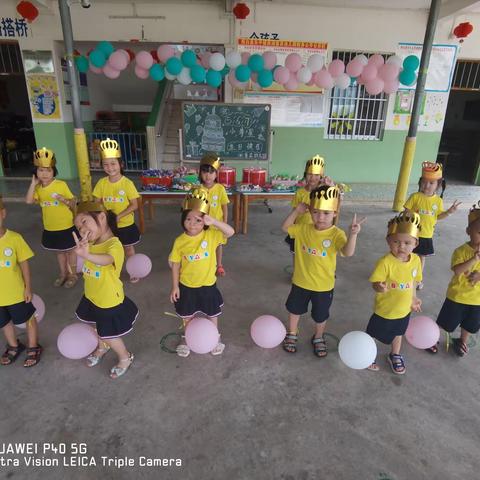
[311,335,328,358]
[453,338,468,357]
[426,343,439,354]
[387,353,406,375]
[109,352,134,379]
[53,277,66,287]
[416,281,424,290]
[129,277,140,284]
[282,332,298,353]
[176,344,191,358]
[367,361,380,371]
[1,341,26,366]
[211,342,225,356]
[216,265,226,277]
[86,344,111,367]
[23,344,43,368]
[64,274,78,289]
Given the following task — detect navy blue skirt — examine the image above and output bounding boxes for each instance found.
[42,226,77,251]
[174,283,224,319]
[117,223,141,247]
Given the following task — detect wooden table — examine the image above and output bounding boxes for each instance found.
[138,191,241,234]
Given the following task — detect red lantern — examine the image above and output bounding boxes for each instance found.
[16,1,39,23]
[125,49,135,62]
[233,3,250,20]
[453,22,474,43]
[150,49,159,62]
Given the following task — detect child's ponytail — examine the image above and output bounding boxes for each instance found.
[440,178,446,199]
[105,210,119,236]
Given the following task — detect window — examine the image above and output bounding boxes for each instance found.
[325,51,389,141]
[451,59,480,91]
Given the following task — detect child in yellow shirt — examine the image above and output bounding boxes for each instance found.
[73,201,138,379]
[198,153,230,276]
[169,188,235,358]
[93,138,141,283]
[0,195,43,367]
[281,185,365,357]
[366,211,423,374]
[432,203,480,357]
[25,148,78,288]
[404,162,460,289]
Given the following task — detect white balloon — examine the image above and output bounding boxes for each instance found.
[334,72,351,90]
[338,331,377,370]
[296,66,312,84]
[354,54,369,66]
[209,52,226,72]
[165,70,177,81]
[225,50,242,69]
[386,55,403,67]
[177,67,192,85]
[307,53,324,73]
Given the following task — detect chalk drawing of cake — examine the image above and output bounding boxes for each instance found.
[201,107,226,152]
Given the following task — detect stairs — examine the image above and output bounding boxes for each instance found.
[160,100,183,170]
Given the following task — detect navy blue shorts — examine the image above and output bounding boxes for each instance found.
[366,312,410,344]
[414,237,434,256]
[117,224,141,247]
[285,284,333,324]
[174,283,224,319]
[42,226,77,251]
[437,298,480,334]
[0,301,36,328]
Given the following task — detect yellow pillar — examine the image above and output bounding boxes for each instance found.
[392,136,417,212]
[73,128,92,202]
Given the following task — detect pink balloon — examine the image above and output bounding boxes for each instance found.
[185,317,219,354]
[357,76,365,85]
[361,64,378,82]
[117,49,130,64]
[57,323,98,360]
[157,44,175,63]
[346,59,364,78]
[284,75,299,91]
[285,53,302,73]
[16,294,45,329]
[89,64,102,74]
[405,316,440,349]
[262,51,277,70]
[135,65,150,79]
[136,50,154,70]
[383,79,400,94]
[126,253,152,279]
[368,54,385,67]
[328,59,345,77]
[241,52,251,65]
[365,77,384,95]
[273,66,290,85]
[378,63,399,82]
[250,315,286,349]
[201,52,212,69]
[314,68,334,89]
[103,64,121,79]
[108,51,128,71]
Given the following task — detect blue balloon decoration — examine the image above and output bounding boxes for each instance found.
[399,68,417,86]
[191,64,206,83]
[235,65,251,83]
[350,76,356,86]
[206,69,222,88]
[403,55,420,71]
[248,54,264,73]
[257,69,273,88]
[97,41,114,58]
[220,65,230,77]
[89,49,107,68]
[149,64,165,82]
[166,57,182,75]
[75,56,89,73]
[181,50,197,68]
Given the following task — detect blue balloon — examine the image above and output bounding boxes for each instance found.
[89,49,106,68]
[97,41,114,57]
[235,65,251,82]
[166,57,182,75]
[191,64,206,83]
[257,69,273,88]
[149,64,165,82]
[206,69,222,88]
[399,68,417,86]
[181,50,197,68]
[75,56,89,73]
[248,54,264,73]
[403,55,420,71]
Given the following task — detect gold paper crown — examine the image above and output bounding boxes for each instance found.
[310,185,340,212]
[305,155,325,176]
[200,153,221,171]
[0,194,4,210]
[183,187,210,214]
[75,201,107,215]
[468,201,480,225]
[388,211,422,238]
[33,147,56,168]
[100,138,121,160]
[421,162,442,181]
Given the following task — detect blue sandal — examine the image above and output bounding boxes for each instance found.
[387,353,406,375]
[311,335,328,358]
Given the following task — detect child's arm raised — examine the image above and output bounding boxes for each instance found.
[452,246,480,276]
[25,175,39,204]
[341,214,366,257]
[19,260,32,303]
[203,214,235,238]
[170,262,180,303]
[438,200,461,220]
[281,203,308,233]
[72,232,114,266]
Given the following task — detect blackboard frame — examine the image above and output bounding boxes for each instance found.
[180,101,272,162]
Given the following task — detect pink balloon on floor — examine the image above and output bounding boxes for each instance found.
[185,317,219,354]
[405,316,440,349]
[251,315,286,349]
[16,294,45,329]
[57,323,98,360]
[126,254,152,279]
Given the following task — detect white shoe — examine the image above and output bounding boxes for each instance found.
[211,342,225,356]
[176,344,191,358]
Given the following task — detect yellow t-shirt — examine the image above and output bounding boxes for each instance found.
[168,228,226,288]
[404,192,444,239]
[82,237,125,308]
[93,176,140,228]
[291,188,312,225]
[33,179,74,231]
[0,230,34,306]
[288,224,347,292]
[203,183,229,221]
[446,243,480,306]
[370,253,423,319]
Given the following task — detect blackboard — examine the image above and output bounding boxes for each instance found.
[181,102,271,160]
